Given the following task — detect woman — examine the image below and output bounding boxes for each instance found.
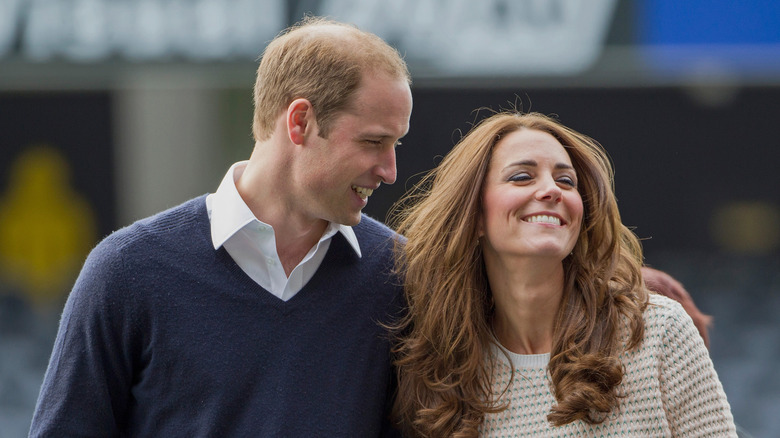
[390,112,736,437]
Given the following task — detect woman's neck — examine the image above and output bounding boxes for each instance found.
[488,258,564,355]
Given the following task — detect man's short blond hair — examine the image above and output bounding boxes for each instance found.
[252,16,411,141]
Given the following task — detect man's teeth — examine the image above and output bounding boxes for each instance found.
[525,215,561,225]
[352,186,374,200]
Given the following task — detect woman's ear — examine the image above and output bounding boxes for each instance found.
[286,98,313,145]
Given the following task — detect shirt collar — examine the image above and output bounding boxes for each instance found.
[207,161,361,257]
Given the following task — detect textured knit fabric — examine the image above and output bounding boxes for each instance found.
[480,293,737,437]
[30,195,404,437]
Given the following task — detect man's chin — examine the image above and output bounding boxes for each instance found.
[345,213,362,227]
[333,211,362,227]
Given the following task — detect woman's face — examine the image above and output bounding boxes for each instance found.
[479,128,584,263]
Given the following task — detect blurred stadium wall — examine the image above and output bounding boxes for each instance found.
[1,1,778,436]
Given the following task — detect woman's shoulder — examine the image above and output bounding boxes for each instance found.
[644,292,689,322]
[641,292,704,347]
[617,292,705,372]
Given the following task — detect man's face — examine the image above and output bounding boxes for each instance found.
[295,72,413,226]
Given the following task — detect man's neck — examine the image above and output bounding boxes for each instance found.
[236,142,330,277]
[274,220,329,276]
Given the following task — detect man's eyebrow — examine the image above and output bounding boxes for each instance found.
[360,132,394,138]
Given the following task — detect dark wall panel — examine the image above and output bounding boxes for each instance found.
[365,86,780,256]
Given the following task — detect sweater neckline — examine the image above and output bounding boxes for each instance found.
[491,341,550,369]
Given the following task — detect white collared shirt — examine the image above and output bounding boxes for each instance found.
[205,161,362,301]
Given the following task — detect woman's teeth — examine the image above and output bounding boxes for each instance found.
[524,215,561,225]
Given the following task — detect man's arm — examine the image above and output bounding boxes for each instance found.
[30,239,135,437]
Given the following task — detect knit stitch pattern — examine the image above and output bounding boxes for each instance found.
[480,294,736,437]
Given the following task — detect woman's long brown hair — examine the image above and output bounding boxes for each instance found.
[389,112,648,437]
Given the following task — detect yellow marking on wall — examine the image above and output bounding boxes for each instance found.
[0,145,96,305]
[711,201,780,254]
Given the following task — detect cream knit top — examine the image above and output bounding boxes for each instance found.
[480,293,737,437]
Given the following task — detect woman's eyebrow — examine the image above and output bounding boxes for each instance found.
[505,161,573,170]
[506,159,537,168]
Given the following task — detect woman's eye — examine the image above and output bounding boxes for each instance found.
[508,173,531,182]
[557,176,577,187]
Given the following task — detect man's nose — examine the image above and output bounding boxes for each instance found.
[376,147,397,184]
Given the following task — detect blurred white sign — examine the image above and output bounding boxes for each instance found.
[319,0,618,75]
[0,0,617,76]
[0,0,285,61]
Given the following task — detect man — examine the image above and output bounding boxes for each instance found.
[30,17,412,437]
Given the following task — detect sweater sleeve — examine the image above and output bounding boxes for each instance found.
[657,298,737,437]
[29,235,138,437]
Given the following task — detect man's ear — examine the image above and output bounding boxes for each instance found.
[286,98,313,145]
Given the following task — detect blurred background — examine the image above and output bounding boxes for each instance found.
[1,0,778,436]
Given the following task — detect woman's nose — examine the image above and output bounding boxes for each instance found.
[535,177,562,202]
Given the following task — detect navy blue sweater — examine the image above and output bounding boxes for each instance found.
[30,196,404,437]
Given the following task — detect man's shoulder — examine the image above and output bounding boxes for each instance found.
[354,214,397,238]
[67,195,216,309]
[99,195,209,255]
[353,214,402,252]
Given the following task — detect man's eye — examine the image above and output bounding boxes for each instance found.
[394,141,402,148]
